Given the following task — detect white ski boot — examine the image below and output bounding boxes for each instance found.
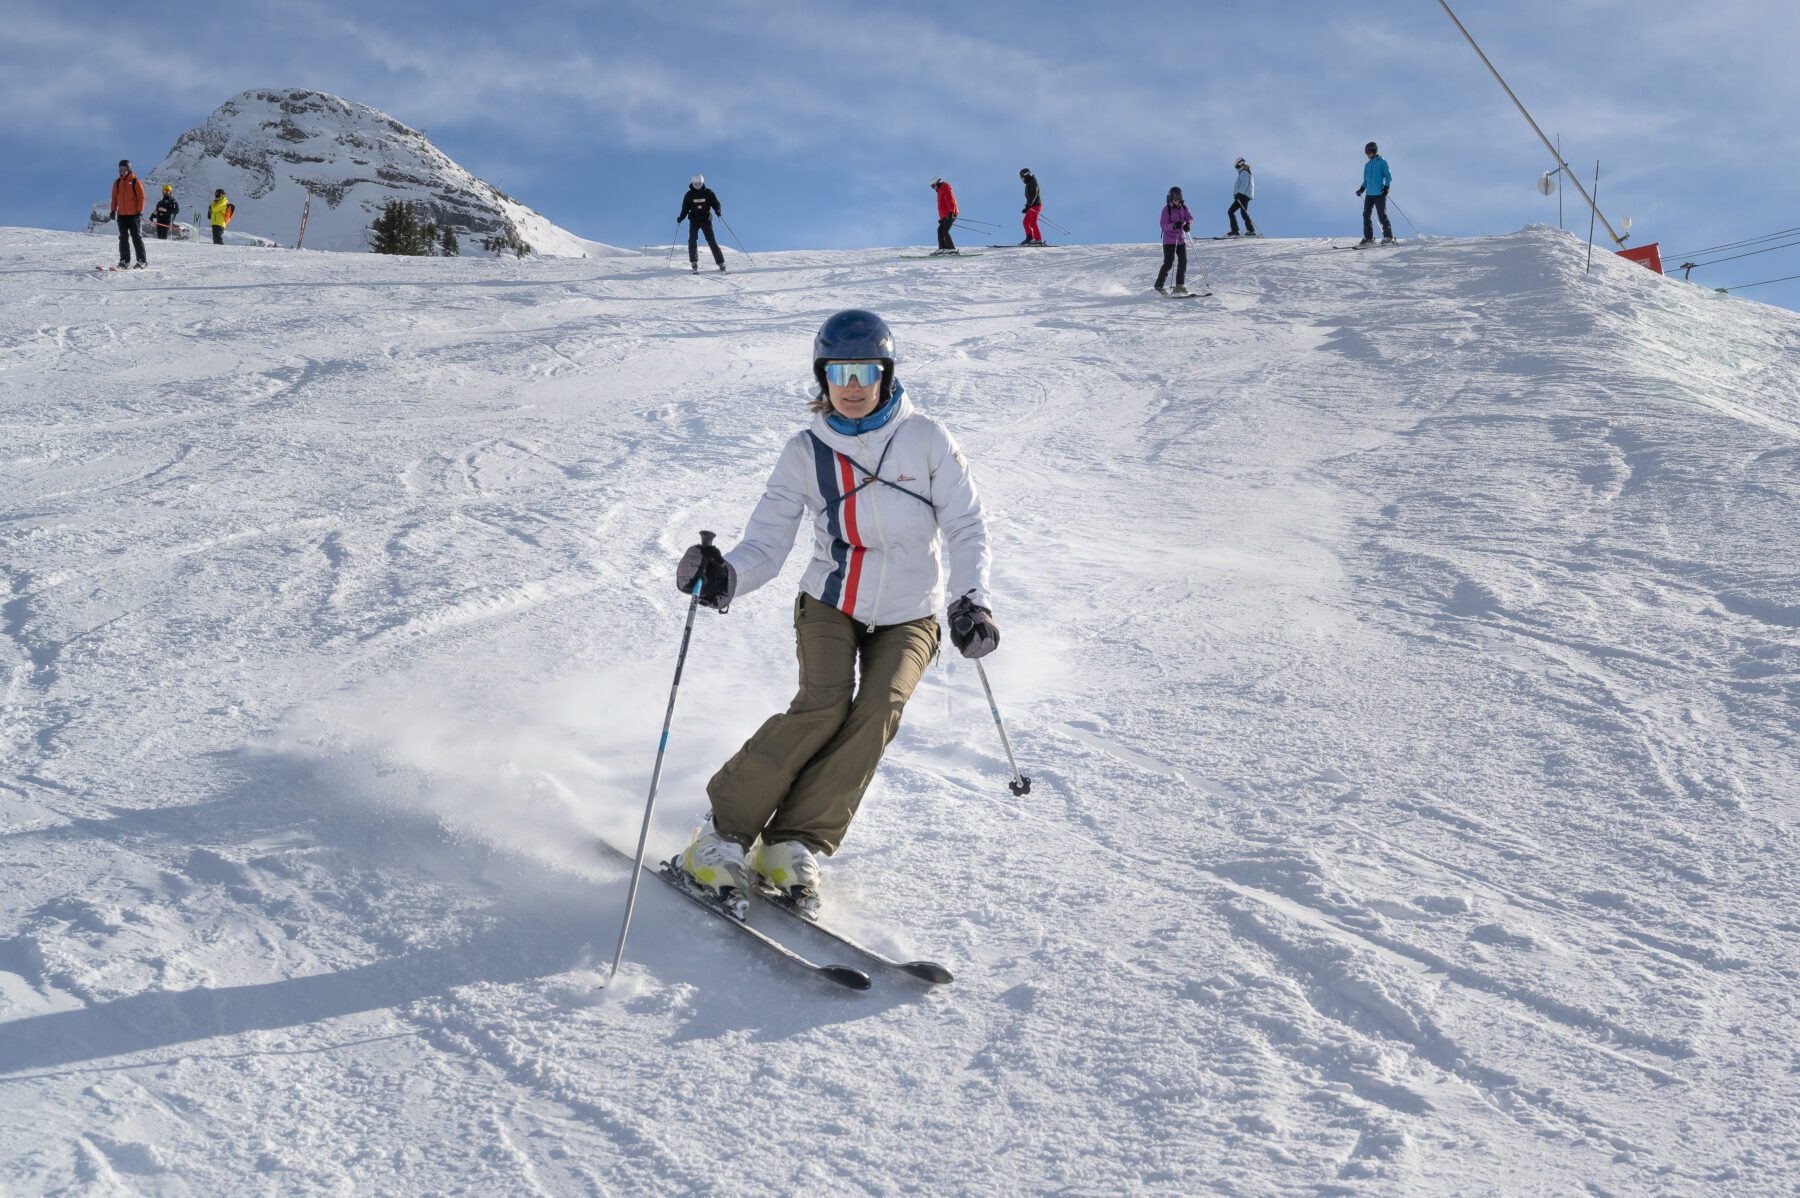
[1170,284,1191,297]
[1356,237,1375,247]
[679,814,750,918]
[751,840,822,916]
[1381,236,1398,245]
[690,261,699,273]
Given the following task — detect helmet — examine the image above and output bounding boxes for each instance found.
[1168,185,1184,199]
[1019,168,1031,177]
[215,188,225,196]
[118,159,130,168]
[1234,157,1247,169]
[1365,141,1378,154]
[813,309,896,395]
[690,174,704,187]
[162,184,173,194]
[929,177,943,188]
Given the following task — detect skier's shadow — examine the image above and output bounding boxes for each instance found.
[0,752,914,1078]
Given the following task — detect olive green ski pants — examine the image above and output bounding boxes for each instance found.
[707,592,939,855]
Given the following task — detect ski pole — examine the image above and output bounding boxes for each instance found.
[607,530,713,984]
[955,215,1000,228]
[1389,199,1424,239]
[719,214,753,262]
[1040,215,1072,236]
[972,659,1031,796]
[668,223,679,266]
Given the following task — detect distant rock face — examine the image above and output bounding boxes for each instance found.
[146,89,611,256]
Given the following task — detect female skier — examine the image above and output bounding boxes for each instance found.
[1156,186,1193,295]
[672,309,999,916]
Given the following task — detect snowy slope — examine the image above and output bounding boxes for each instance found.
[140,88,625,257]
[2,226,1797,1195]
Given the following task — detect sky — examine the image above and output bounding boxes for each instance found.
[4,0,1798,311]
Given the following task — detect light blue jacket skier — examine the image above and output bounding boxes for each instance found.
[1360,154,1391,198]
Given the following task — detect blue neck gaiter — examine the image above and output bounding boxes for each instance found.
[825,380,903,437]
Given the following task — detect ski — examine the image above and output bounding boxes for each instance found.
[1211,234,1262,240]
[985,243,1054,249]
[899,252,984,259]
[596,837,871,990]
[755,886,954,984]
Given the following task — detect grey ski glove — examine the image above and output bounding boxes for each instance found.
[948,593,999,659]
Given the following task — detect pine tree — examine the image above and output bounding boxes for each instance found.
[368,201,437,256]
[481,227,533,259]
[441,226,460,256]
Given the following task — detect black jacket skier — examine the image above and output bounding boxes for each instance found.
[152,192,180,239]
[677,177,726,270]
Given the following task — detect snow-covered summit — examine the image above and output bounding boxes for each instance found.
[146,88,622,257]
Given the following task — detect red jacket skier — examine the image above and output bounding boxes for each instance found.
[931,178,958,255]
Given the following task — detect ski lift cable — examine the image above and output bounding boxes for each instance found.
[1665,224,1800,261]
[1680,236,1800,271]
[1717,271,1800,294]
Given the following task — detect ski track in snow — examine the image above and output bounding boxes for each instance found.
[1,226,1797,1195]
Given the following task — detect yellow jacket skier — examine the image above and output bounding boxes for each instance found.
[208,190,233,245]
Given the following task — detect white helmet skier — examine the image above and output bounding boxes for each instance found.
[671,309,997,917]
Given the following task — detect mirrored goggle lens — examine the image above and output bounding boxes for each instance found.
[824,362,885,387]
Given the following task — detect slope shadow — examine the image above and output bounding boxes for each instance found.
[0,748,916,1076]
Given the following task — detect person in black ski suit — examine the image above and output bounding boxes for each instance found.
[677,175,727,272]
[152,186,180,240]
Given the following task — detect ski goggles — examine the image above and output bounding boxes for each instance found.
[823,362,885,387]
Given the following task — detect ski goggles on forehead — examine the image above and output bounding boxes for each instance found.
[823,362,885,387]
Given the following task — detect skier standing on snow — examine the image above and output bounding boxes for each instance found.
[1226,158,1256,237]
[672,309,997,916]
[151,185,180,241]
[676,175,728,274]
[1155,186,1193,295]
[208,189,232,245]
[1019,168,1044,245]
[1356,141,1395,245]
[108,160,147,269]
[931,178,958,255]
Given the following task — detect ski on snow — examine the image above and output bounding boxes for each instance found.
[597,836,871,989]
[597,836,953,988]
[754,885,954,984]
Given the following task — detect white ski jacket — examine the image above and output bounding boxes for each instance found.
[724,387,992,627]
[1235,167,1254,199]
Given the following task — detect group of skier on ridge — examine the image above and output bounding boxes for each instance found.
[103,159,233,269]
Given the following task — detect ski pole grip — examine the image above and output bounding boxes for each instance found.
[699,530,715,547]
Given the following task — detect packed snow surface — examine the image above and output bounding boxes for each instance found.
[2,225,1797,1195]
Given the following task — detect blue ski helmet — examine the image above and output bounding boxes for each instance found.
[813,309,895,396]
